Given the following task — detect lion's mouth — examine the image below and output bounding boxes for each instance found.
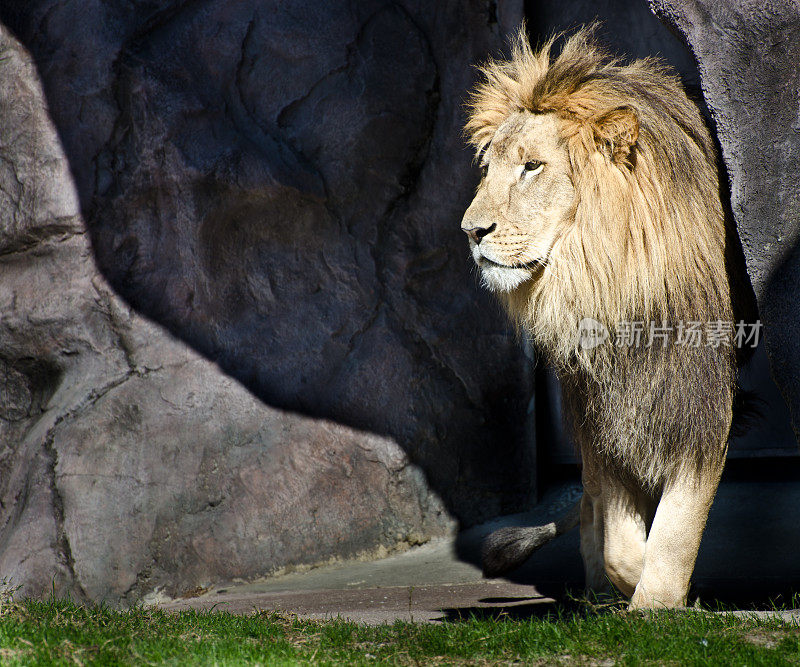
[480,256,547,271]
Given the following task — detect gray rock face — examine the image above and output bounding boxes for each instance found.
[649,1,800,442]
[0,1,534,522]
[0,28,456,604]
[0,1,535,604]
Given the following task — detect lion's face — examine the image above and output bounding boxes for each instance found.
[461,111,575,293]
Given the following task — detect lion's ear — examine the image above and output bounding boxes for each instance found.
[591,106,639,165]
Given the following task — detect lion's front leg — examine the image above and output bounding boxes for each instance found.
[628,461,724,610]
[601,479,653,598]
[581,443,656,599]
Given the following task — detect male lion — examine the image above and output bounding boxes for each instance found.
[462,26,751,609]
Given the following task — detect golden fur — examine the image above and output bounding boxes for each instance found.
[466,26,729,361]
[463,25,737,489]
[462,26,760,607]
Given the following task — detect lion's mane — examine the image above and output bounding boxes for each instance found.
[464,26,738,488]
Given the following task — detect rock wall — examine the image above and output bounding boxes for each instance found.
[0,27,458,605]
[0,1,533,604]
[649,1,800,442]
[5,0,795,605]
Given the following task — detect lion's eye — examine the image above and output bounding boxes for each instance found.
[480,164,489,179]
[524,160,544,173]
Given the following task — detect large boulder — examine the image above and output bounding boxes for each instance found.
[0,27,456,604]
[0,1,533,604]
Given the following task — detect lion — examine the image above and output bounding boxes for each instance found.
[461,25,752,609]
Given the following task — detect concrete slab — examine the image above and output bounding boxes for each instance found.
[162,581,556,624]
[157,483,583,623]
[157,477,800,623]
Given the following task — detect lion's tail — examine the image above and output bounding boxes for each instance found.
[481,500,581,578]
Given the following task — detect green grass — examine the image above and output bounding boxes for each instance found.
[0,596,798,665]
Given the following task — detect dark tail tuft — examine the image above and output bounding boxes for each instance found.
[482,525,557,577]
[481,501,581,578]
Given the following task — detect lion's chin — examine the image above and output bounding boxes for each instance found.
[479,263,535,292]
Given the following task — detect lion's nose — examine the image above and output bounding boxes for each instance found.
[461,222,496,245]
